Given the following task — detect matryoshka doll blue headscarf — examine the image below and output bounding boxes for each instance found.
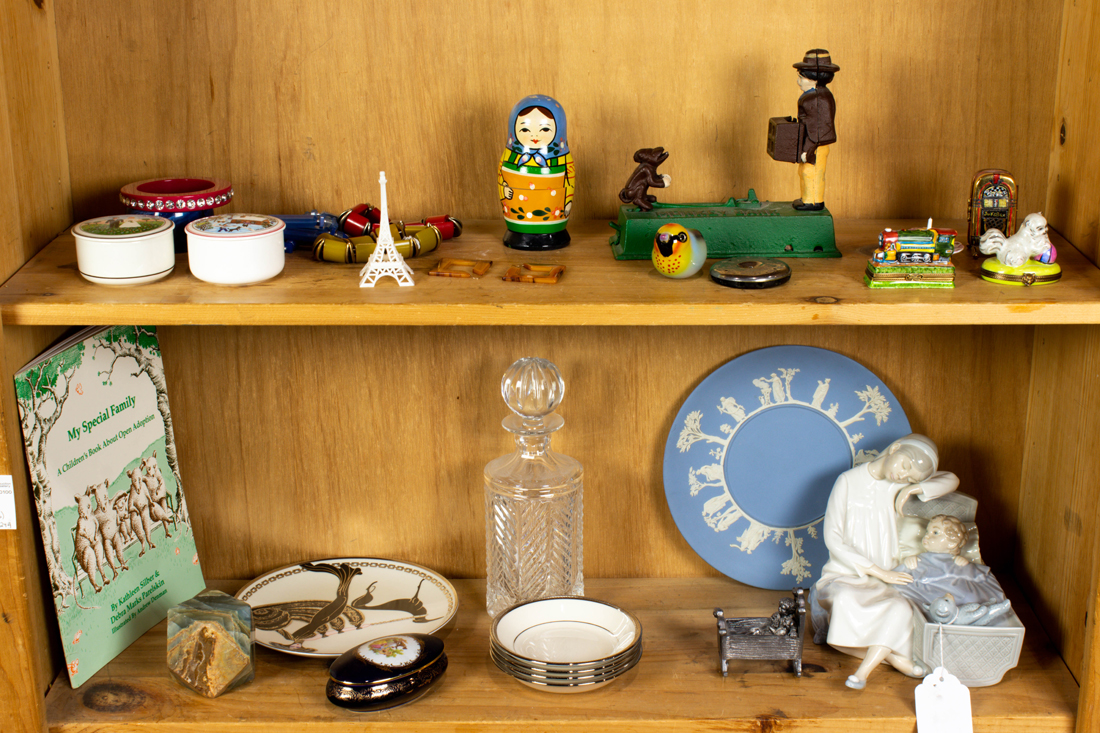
[507,94,569,167]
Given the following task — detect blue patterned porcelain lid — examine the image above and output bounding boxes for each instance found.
[186,213,285,237]
[75,214,172,239]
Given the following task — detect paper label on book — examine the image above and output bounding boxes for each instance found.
[0,475,15,529]
[915,667,973,733]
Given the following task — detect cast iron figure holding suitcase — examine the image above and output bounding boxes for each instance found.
[792,49,839,211]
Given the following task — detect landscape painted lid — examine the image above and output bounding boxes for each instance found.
[74,215,173,239]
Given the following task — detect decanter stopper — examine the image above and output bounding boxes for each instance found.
[501,357,564,432]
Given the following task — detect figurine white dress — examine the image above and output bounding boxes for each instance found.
[812,434,959,689]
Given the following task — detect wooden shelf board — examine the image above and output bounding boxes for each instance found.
[3,220,1100,327]
[44,577,1077,732]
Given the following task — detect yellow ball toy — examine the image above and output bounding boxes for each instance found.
[652,223,707,278]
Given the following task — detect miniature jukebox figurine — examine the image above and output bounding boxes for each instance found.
[792,50,839,211]
[967,169,1017,255]
[811,434,960,690]
[498,95,575,250]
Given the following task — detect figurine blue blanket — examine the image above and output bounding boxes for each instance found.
[892,552,1008,612]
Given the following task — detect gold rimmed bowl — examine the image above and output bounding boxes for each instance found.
[489,597,642,692]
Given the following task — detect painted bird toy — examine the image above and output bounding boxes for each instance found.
[652,223,707,279]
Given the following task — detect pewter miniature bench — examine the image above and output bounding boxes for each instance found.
[714,587,807,677]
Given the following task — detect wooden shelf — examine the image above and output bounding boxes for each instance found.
[3,220,1100,327]
[44,578,1077,732]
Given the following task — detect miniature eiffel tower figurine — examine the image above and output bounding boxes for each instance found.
[359,171,415,287]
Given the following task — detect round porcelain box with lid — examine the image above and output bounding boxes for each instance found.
[72,214,175,285]
[326,633,447,712]
[185,214,286,285]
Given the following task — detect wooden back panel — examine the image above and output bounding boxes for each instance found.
[1047,0,1100,266]
[55,0,1060,225]
[160,324,1032,581]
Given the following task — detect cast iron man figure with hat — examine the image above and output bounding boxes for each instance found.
[793,49,840,212]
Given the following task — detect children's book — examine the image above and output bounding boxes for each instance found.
[14,325,205,687]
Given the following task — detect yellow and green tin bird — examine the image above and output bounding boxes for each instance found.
[652,223,707,278]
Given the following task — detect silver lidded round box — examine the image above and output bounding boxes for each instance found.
[710,258,792,289]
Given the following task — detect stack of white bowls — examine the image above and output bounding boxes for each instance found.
[490,597,643,693]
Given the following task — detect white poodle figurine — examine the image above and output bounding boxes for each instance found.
[978,212,1056,268]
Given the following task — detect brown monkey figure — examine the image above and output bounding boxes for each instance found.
[618,147,672,212]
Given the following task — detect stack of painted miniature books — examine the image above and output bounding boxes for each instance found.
[864,222,958,289]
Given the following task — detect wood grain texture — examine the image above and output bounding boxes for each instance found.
[43,577,1078,733]
[0,0,71,277]
[1077,489,1100,733]
[1017,325,1100,686]
[0,322,49,733]
[2,220,1100,326]
[53,0,1059,225]
[1047,0,1100,266]
[0,324,72,720]
[0,0,73,717]
[155,323,1031,581]
[1078,468,1100,730]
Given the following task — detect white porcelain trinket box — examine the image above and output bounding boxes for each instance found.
[185,214,286,284]
[72,214,175,285]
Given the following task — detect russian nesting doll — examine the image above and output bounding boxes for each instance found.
[498,95,574,250]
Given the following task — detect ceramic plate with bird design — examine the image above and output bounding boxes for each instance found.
[236,557,458,658]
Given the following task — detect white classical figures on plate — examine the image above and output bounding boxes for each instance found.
[810,433,959,690]
[678,364,896,585]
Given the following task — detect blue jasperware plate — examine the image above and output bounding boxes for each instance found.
[663,346,910,590]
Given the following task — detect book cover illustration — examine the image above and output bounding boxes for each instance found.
[15,325,205,687]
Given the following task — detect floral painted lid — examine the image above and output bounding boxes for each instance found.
[329,633,444,684]
[74,214,173,239]
[327,632,447,711]
[186,213,286,237]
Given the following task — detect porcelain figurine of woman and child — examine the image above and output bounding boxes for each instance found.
[811,434,1013,689]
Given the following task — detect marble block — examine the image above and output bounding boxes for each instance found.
[168,589,255,697]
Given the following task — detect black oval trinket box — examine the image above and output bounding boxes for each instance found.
[327,633,447,712]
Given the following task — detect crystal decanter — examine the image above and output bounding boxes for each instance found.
[485,357,584,617]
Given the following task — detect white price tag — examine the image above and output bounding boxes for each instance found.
[915,667,973,733]
[0,475,15,530]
